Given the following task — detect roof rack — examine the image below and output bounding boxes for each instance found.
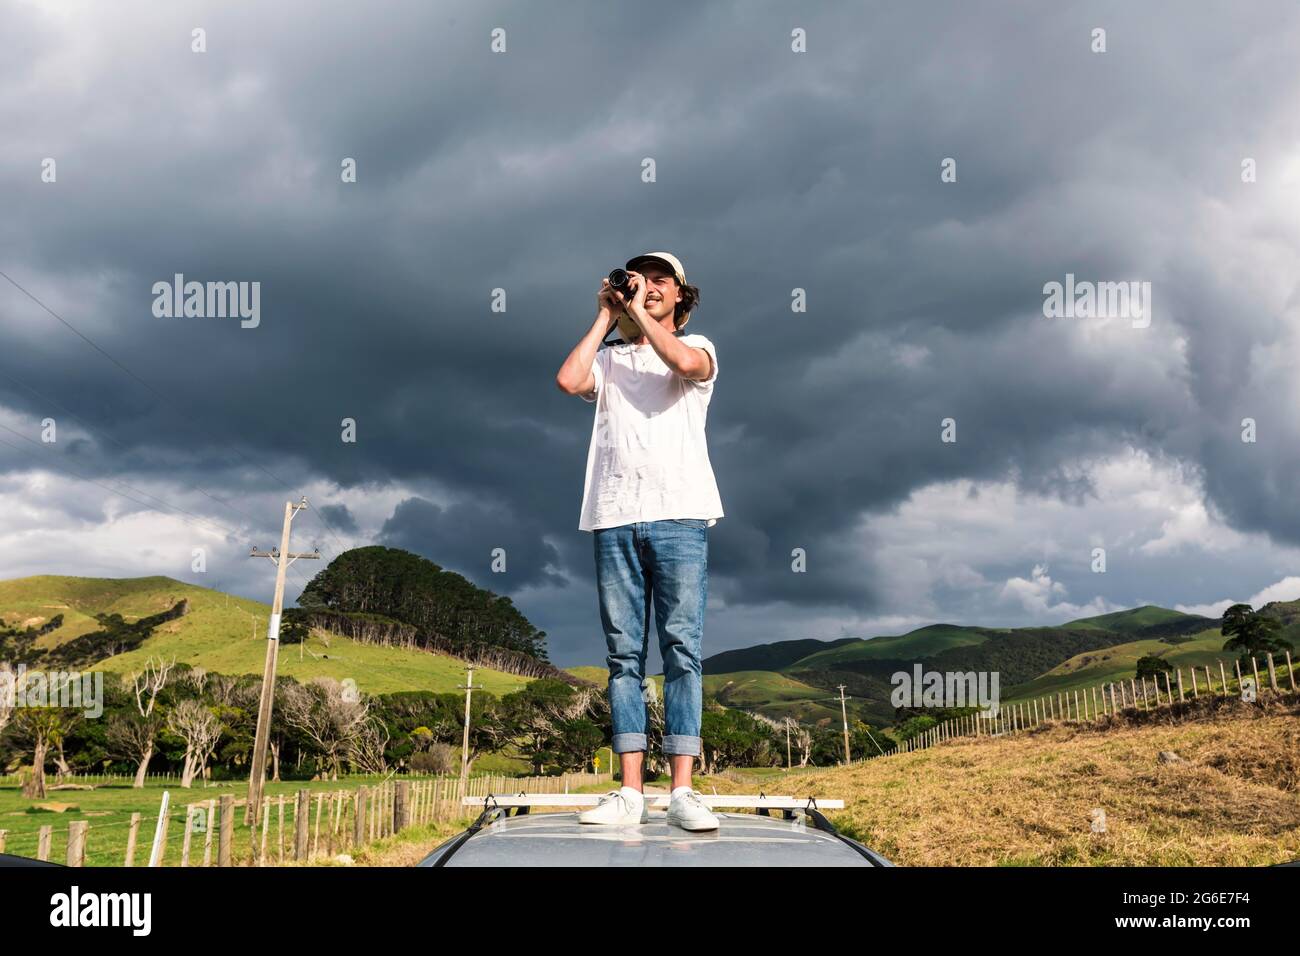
[462,794,844,810]
[423,792,889,867]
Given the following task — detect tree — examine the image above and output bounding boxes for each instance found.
[496,680,595,774]
[700,706,781,771]
[1221,604,1291,664]
[347,717,392,775]
[0,663,14,738]
[165,699,222,788]
[1135,655,1168,681]
[11,706,76,799]
[279,678,371,779]
[107,714,162,787]
[298,546,549,659]
[119,657,174,787]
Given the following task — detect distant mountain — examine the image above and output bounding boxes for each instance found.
[694,605,1228,726]
[788,624,995,669]
[1064,605,1207,633]
[702,637,858,674]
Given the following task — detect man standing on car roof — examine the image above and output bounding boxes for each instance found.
[554,251,724,831]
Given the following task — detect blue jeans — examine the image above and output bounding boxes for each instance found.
[594,518,709,757]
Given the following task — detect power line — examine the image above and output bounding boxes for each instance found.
[0,267,297,492]
[0,267,355,550]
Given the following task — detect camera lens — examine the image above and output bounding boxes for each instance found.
[608,268,636,295]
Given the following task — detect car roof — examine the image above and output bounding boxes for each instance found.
[418,809,890,867]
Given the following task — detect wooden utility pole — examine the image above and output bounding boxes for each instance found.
[245,498,319,825]
[837,685,851,765]
[457,665,483,795]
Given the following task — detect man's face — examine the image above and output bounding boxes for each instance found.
[636,266,682,323]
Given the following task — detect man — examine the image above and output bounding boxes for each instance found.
[554,251,724,831]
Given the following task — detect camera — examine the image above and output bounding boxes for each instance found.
[607,268,639,302]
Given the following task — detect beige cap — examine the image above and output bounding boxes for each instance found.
[620,251,691,334]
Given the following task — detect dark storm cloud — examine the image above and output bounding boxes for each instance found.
[317,503,358,535]
[3,1,1300,664]
[378,496,563,590]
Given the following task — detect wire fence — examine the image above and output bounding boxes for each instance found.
[886,650,1296,757]
[0,769,613,866]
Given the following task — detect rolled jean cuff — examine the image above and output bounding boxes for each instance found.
[662,734,702,757]
[612,733,647,754]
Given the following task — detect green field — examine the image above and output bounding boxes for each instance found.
[565,666,608,685]
[0,775,483,867]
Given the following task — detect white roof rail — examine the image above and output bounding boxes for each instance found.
[462,794,844,810]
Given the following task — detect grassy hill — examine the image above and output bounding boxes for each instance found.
[788,624,993,669]
[0,575,532,698]
[702,637,858,674]
[704,670,851,724]
[1002,628,1235,702]
[565,666,608,685]
[1064,605,1201,632]
[703,697,1300,865]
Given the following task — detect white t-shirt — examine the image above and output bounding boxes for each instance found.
[578,332,724,531]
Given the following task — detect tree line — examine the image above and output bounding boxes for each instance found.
[0,661,890,799]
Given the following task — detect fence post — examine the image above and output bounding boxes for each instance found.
[218,796,233,867]
[203,799,216,867]
[1176,670,1185,703]
[1129,679,1138,708]
[1266,653,1279,692]
[1251,657,1261,697]
[396,781,410,831]
[66,820,87,867]
[312,792,324,860]
[125,813,142,866]
[293,790,310,861]
[258,798,270,866]
[148,791,170,867]
[37,825,52,861]
[275,795,286,864]
[1287,651,1297,692]
[354,786,368,847]
[0,830,7,854]
[1190,668,1199,698]
[1219,660,1228,697]
[181,805,196,867]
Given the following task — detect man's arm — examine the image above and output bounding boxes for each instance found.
[628,303,713,380]
[556,305,615,398]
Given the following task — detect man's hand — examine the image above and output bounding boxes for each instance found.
[597,278,623,321]
[622,270,651,324]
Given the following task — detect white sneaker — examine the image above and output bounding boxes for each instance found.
[577,786,648,825]
[666,787,719,831]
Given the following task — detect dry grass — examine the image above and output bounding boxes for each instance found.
[297,818,474,867]
[700,697,1300,866]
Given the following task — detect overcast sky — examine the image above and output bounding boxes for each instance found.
[4,1,1300,668]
